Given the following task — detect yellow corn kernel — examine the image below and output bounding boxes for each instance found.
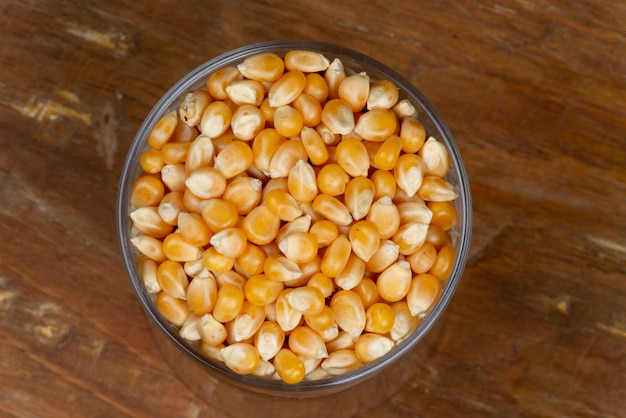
[276,289,303,332]
[370,169,397,201]
[373,135,403,171]
[225,79,265,107]
[394,153,425,198]
[179,90,212,127]
[231,104,265,141]
[222,176,263,216]
[274,348,306,384]
[292,93,323,128]
[397,200,433,225]
[156,259,189,299]
[392,99,418,119]
[354,108,397,143]
[304,72,330,103]
[268,70,307,108]
[419,136,451,178]
[207,65,243,100]
[176,212,211,247]
[185,134,215,174]
[264,188,303,222]
[197,313,228,346]
[301,357,323,377]
[273,105,304,138]
[157,191,185,225]
[427,200,458,232]
[300,126,328,166]
[254,320,285,361]
[407,242,438,275]
[237,52,285,82]
[212,140,254,180]
[185,167,226,200]
[173,115,199,142]
[335,252,366,291]
[186,274,218,315]
[324,58,346,100]
[399,117,426,154]
[407,273,442,317]
[130,206,173,238]
[130,175,165,208]
[162,232,202,262]
[321,349,361,375]
[338,72,370,112]
[325,331,357,353]
[201,198,239,232]
[344,177,375,221]
[243,274,283,307]
[331,290,366,338]
[202,246,235,273]
[312,194,352,226]
[429,245,456,280]
[264,254,303,283]
[364,302,395,334]
[200,101,233,139]
[417,176,459,202]
[139,257,160,293]
[180,313,201,341]
[287,160,318,203]
[377,260,412,302]
[355,333,394,363]
[161,141,191,165]
[321,234,352,277]
[284,50,330,72]
[294,254,322,283]
[367,79,399,110]
[306,272,334,299]
[390,301,420,342]
[353,277,379,310]
[147,111,178,149]
[231,301,266,342]
[425,224,450,250]
[283,286,325,316]
[318,322,340,342]
[289,326,329,359]
[251,128,286,175]
[392,221,429,256]
[209,227,248,258]
[155,291,191,327]
[304,305,335,332]
[309,220,338,248]
[234,243,266,277]
[131,235,166,262]
[348,221,379,264]
[222,342,260,375]
[366,196,400,240]
[365,239,399,274]
[321,99,355,136]
[316,163,350,196]
[139,147,165,174]
[160,163,188,192]
[278,231,319,264]
[336,137,370,178]
[259,97,276,124]
[212,283,244,323]
[316,123,341,146]
[242,205,281,246]
[268,139,308,179]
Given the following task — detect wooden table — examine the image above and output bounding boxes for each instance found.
[1,1,625,416]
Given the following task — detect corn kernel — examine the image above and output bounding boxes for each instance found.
[321,349,361,375]
[335,137,370,178]
[429,245,456,280]
[210,227,248,258]
[300,126,329,166]
[289,326,328,359]
[316,123,340,146]
[373,134,403,170]
[307,272,335,298]
[242,205,281,245]
[304,72,330,103]
[397,200,433,225]
[321,99,355,135]
[284,286,325,316]
[419,136,451,178]
[304,305,335,332]
[392,99,418,119]
[354,108,397,142]
[226,79,266,106]
[278,231,319,264]
[207,66,243,100]
[276,215,312,244]
[406,242,438,274]
[335,252,366,291]
[177,212,212,247]
[370,169,397,201]
[251,128,286,175]
[160,163,188,192]
[222,342,260,375]
[155,291,191,327]
[202,246,235,273]
[213,140,254,179]
[162,232,202,262]
[234,243,266,277]
[273,105,304,138]
[179,90,212,127]
[222,176,263,216]
[231,104,265,141]
[268,139,308,178]
[377,260,412,302]
[353,277,379,310]
[139,257,160,293]
[287,159,318,203]
[276,289,303,332]
[325,331,357,353]
[197,313,228,346]
[394,153,424,198]
[389,301,420,342]
[130,235,166,262]
[274,348,306,384]
[185,134,215,174]
[186,274,218,315]
[284,50,330,72]
[418,175,459,202]
[254,320,285,361]
[139,147,165,174]
[237,52,285,82]
[312,193,352,226]
[199,101,233,139]
[161,141,191,165]
[366,197,400,240]
[348,220,380,263]
[316,163,350,196]
[199,342,225,363]
[200,198,239,232]
[318,322,340,342]
[147,111,178,149]
[309,220,338,248]
[180,313,201,341]
[344,177,375,221]
[264,254,303,283]
[231,301,266,342]
[355,333,394,363]
[392,221,429,256]
[399,117,426,154]
[268,70,307,108]
[130,206,173,238]
[212,283,244,323]
[367,79,399,110]
[292,93,323,128]
[320,234,352,278]
[331,290,366,338]
[243,274,284,307]
[157,259,189,299]
[337,72,370,112]
[364,302,395,334]
[185,167,227,200]
[425,224,449,250]
[407,273,442,317]
[130,175,165,208]
[324,58,346,100]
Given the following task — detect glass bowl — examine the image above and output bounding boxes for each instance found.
[117,40,471,416]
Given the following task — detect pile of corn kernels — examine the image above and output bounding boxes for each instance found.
[128,49,459,384]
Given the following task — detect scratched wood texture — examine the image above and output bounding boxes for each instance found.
[1,0,625,417]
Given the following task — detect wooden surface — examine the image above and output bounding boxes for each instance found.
[1,0,625,417]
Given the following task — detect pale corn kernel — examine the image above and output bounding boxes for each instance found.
[370,169,397,200]
[338,72,370,112]
[185,167,227,200]
[325,331,357,352]
[213,140,254,179]
[202,246,235,273]
[324,58,346,100]
[212,283,244,323]
[274,348,305,384]
[161,141,191,165]
[390,301,420,342]
[156,292,191,327]
[157,191,185,225]
[284,286,325,316]
[321,234,352,277]
[335,252,366,291]
[288,326,328,359]
[276,215,311,245]
[235,244,266,277]
[407,273,442,317]
[307,272,335,298]
[353,277,379,310]
[215,270,247,294]
[244,274,284,306]
[354,333,394,363]
[237,52,285,82]
[130,175,165,208]
[321,349,361,375]
[292,254,321,284]
[157,259,189,299]
[309,220,338,248]
[300,357,323,376]
[304,305,335,332]
[264,188,303,222]
[130,206,173,238]
[139,148,164,174]
[139,257,160,293]
[211,128,236,152]
[161,163,188,192]
[336,137,370,178]
[366,196,400,240]
[180,313,202,341]
[147,111,178,149]
[392,222,429,256]
[373,134,403,170]
[222,342,260,375]
[331,290,366,338]
[419,136,451,178]
[397,200,433,225]
[231,104,265,141]
[318,322,340,342]
[207,66,243,100]
[210,227,248,258]
[131,235,166,262]
[316,123,340,145]
[231,301,266,342]
[264,254,303,283]
[252,128,286,175]
[304,72,330,103]
[364,239,399,273]
[427,200,458,232]
[185,134,215,174]
[365,302,395,334]
[344,177,375,221]
[417,176,459,202]
[172,117,198,142]
[276,289,303,332]
[278,231,319,264]
[394,153,425,198]
[201,198,239,232]
[367,79,399,110]
[400,117,426,154]
[287,159,318,203]
[268,139,308,179]
[316,163,350,196]
[273,105,304,138]
[292,93,323,128]
[186,274,218,315]
[425,224,450,250]
[407,242,438,275]
[254,320,285,361]
[268,70,307,108]
[242,205,281,245]
[264,302,277,321]
[222,176,263,215]
[429,245,456,280]
[284,50,330,72]
[392,99,418,119]
[251,360,276,377]
[354,108,397,142]
[197,313,228,346]
[199,101,233,139]
[377,260,412,302]
[179,90,212,127]
[259,97,276,124]
[300,126,329,165]
[184,258,207,278]
[162,233,202,262]
[297,201,325,224]
[177,212,212,247]
[226,79,266,106]
[306,365,332,381]
[312,194,353,226]
[321,99,355,135]
[200,342,225,362]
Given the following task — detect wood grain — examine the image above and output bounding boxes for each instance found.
[1,0,625,417]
